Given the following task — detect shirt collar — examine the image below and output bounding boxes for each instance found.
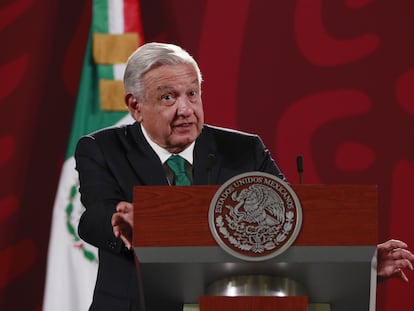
[141,124,194,165]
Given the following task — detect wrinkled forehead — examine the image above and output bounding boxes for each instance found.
[143,64,201,89]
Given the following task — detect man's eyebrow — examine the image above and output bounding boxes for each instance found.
[157,85,174,91]
[157,80,199,91]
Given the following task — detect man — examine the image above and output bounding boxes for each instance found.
[76,42,414,311]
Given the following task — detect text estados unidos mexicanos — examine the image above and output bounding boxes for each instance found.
[214,176,294,212]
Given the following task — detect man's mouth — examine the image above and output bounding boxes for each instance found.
[174,122,192,128]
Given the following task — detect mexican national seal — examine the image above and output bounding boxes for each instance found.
[208,171,302,261]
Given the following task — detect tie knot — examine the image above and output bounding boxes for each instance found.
[166,155,191,185]
[167,155,186,173]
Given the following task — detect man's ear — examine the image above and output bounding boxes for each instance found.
[125,93,137,109]
[125,94,142,121]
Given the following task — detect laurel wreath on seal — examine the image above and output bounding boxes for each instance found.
[216,210,295,253]
[65,182,98,262]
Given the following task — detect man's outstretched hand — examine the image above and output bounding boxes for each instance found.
[111,201,134,249]
[377,239,414,282]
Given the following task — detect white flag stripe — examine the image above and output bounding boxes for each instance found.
[43,158,98,311]
[108,1,127,81]
[108,0,124,34]
[114,63,127,80]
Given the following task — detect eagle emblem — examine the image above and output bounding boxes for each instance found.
[209,172,302,261]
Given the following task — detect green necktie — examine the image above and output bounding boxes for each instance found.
[166,155,191,186]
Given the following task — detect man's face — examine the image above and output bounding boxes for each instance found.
[129,63,204,153]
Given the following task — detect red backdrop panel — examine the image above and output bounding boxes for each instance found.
[0,0,413,310]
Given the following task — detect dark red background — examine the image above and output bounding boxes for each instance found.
[1,0,414,310]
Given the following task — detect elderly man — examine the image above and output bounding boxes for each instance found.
[75,42,414,311]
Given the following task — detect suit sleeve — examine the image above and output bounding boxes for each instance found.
[75,135,127,254]
[253,135,286,181]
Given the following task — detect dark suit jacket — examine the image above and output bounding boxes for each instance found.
[75,122,285,311]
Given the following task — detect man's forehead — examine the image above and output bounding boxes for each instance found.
[156,79,199,91]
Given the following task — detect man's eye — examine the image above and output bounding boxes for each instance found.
[189,90,197,97]
[161,94,173,100]
[160,94,176,106]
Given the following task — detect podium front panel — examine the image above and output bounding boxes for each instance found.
[133,185,377,311]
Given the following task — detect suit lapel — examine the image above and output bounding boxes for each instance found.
[124,123,169,185]
[193,126,221,185]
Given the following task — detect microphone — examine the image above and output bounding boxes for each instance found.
[207,153,216,185]
[296,155,304,184]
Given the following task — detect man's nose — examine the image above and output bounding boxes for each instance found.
[176,97,193,116]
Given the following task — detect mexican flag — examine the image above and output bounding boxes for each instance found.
[43,1,143,310]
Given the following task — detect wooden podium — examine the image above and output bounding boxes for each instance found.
[133,185,378,311]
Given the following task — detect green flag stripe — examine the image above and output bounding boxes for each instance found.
[98,64,115,80]
[93,0,109,33]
